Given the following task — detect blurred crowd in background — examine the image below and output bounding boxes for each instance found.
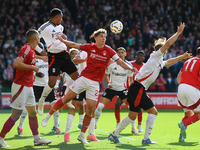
[0,0,199,92]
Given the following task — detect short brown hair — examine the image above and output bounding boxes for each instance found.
[90,28,107,41]
[26,29,38,42]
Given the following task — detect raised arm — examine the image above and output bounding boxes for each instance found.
[160,22,185,53]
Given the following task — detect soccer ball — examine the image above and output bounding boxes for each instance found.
[110,20,123,34]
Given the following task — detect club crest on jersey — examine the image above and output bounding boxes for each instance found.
[103,51,106,56]
[52,68,56,73]
[90,53,96,58]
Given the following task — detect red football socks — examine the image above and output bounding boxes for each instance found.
[29,116,39,135]
[182,116,189,122]
[184,114,199,127]
[115,109,121,123]
[138,110,143,125]
[81,114,92,133]
[0,117,15,138]
[49,99,64,115]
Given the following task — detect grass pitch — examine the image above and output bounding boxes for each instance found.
[0,108,200,150]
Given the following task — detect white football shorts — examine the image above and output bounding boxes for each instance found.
[10,83,36,110]
[69,76,99,101]
[177,83,200,112]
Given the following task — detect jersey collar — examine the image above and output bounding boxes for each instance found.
[49,21,57,27]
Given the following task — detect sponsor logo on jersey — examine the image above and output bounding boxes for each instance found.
[52,30,56,32]
[91,49,96,52]
[113,67,117,70]
[112,72,127,76]
[90,53,107,61]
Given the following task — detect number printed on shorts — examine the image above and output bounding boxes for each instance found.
[185,59,197,72]
[95,90,99,96]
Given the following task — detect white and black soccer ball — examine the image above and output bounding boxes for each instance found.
[110,20,123,34]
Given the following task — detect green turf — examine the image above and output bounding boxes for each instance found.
[0,108,200,150]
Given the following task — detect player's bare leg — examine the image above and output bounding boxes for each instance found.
[41,89,76,127]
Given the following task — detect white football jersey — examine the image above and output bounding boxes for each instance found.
[106,60,133,91]
[33,59,48,86]
[135,49,166,90]
[77,51,87,74]
[38,21,67,53]
[63,51,87,86]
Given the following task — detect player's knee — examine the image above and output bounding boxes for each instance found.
[29,111,37,117]
[97,103,105,111]
[152,110,158,116]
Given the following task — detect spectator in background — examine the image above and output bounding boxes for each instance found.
[166,72,176,92]
[76,34,87,44]
[156,73,166,92]
[148,81,157,92]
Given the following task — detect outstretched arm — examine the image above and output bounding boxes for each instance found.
[164,51,192,67]
[56,35,81,49]
[160,22,185,53]
[116,58,138,73]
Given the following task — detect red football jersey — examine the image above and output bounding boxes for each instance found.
[126,60,144,88]
[180,57,200,89]
[130,60,144,79]
[14,43,36,87]
[80,43,119,82]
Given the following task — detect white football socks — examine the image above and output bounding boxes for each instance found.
[39,84,52,102]
[95,103,105,125]
[79,114,84,125]
[88,118,95,135]
[144,114,157,140]
[18,108,28,128]
[65,114,75,134]
[113,115,133,136]
[131,119,136,129]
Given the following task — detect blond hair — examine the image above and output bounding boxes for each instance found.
[154,37,166,50]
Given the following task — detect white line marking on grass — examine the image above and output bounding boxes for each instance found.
[60,120,136,141]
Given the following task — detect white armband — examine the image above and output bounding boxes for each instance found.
[35,45,43,53]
